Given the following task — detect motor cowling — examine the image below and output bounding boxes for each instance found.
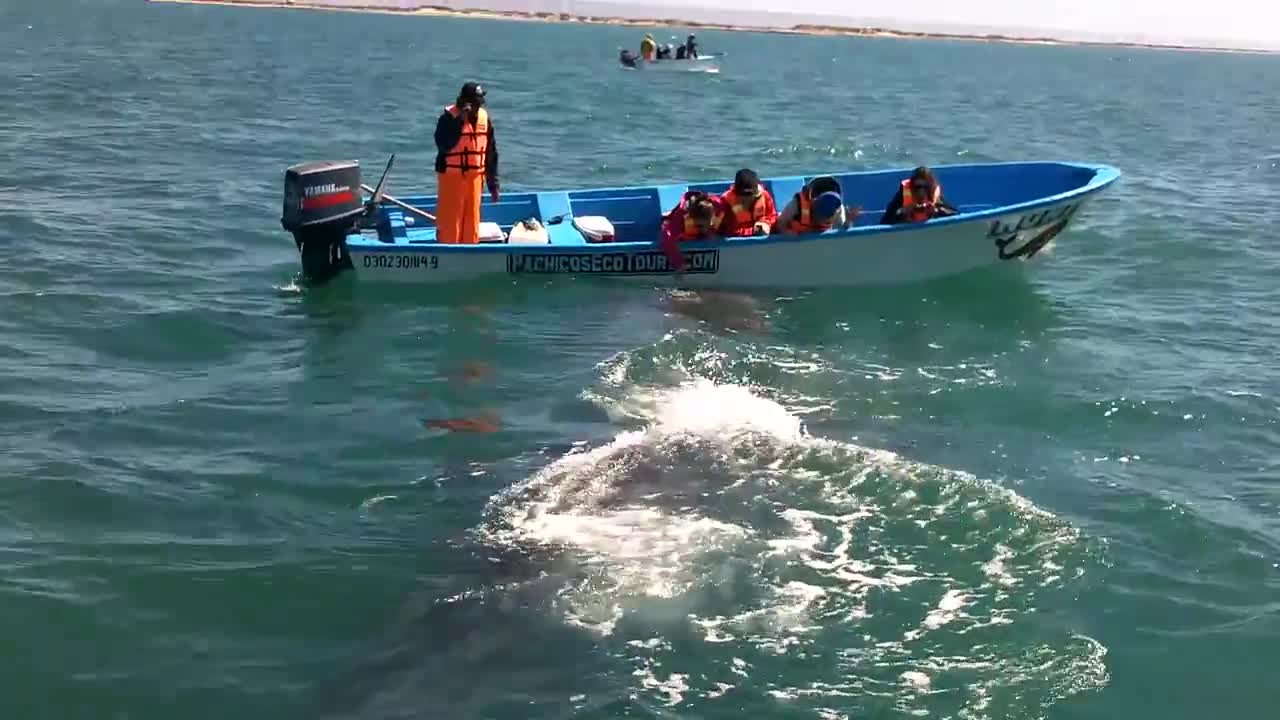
[281,160,365,283]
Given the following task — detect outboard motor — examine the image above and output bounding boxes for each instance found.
[280,160,365,283]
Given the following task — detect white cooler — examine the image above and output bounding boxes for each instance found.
[572,216,616,243]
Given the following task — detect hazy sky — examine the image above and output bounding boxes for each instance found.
[604,0,1278,48]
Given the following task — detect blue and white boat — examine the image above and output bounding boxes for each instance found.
[279,160,1120,289]
[626,54,723,72]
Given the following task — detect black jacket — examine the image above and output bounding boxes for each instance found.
[879,185,956,225]
[434,109,499,189]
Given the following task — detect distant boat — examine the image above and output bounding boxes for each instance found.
[625,53,723,72]
[279,160,1120,289]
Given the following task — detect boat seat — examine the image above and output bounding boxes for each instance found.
[655,184,688,214]
[535,191,573,226]
[769,177,807,206]
[546,221,587,246]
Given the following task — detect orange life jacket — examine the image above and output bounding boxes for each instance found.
[723,187,769,228]
[782,191,834,234]
[675,193,724,240]
[442,105,489,176]
[900,178,941,223]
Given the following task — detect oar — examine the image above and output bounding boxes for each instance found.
[361,184,437,223]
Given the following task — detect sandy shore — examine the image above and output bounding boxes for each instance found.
[148,0,1275,55]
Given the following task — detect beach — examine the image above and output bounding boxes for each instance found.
[148,0,1275,54]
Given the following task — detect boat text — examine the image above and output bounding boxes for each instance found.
[301,183,355,210]
[362,254,439,270]
[989,202,1080,260]
[507,250,719,275]
[305,183,347,197]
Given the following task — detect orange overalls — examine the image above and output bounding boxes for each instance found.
[437,105,489,244]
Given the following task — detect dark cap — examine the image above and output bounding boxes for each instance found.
[687,196,715,221]
[459,82,486,103]
[733,168,760,195]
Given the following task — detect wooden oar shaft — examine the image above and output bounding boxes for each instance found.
[360,183,437,223]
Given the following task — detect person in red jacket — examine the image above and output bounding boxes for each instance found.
[658,191,725,271]
[718,169,777,237]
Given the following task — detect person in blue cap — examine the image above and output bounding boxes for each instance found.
[773,176,860,235]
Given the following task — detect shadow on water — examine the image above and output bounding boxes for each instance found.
[281,261,1055,341]
[307,542,631,720]
[660,288,774,335]
[770,263,1062,345]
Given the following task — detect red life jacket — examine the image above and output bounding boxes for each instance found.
[722,187,769,228]
[900,178,941,223]
[672,193,724,240]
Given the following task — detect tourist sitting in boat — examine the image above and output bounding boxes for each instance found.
[684,34,699,59]
[658,190,726,269]
[773,176,858,235]
[880,166,958,224]
[718,168,778,237]
[656,43,673,60]
[676,44,687,59]
[619,49,638,68]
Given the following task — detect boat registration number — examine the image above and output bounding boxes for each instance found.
[362,254,439,270]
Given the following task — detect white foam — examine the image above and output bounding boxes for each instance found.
[481,370,1101,711]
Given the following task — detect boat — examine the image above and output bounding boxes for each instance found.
[626,54,722,72]
[279,159,1120,289]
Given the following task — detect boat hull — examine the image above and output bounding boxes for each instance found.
[345,194,1094,289]
[629,55,721,72]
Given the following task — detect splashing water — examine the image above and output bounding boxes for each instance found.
[477,359,1108,717]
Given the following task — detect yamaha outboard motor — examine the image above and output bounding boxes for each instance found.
[280,160,364,283]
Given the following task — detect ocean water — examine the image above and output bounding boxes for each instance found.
[3,0,1279,718]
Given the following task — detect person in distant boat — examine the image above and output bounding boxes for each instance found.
[718,168,778,237]
[658,190,726,270]
[684,34,699,59]
[619,49,638,68]
[640,34,657,61]
[434,82,500,244]
[880,166,957,225]
[657,43,673,60]
[773,176,860,235]
[675,43,688,59]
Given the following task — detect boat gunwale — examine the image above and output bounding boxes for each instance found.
[345,160,1121,254]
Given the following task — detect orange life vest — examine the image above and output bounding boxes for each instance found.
[442,105,489,176]
[675,194,724,239]
[782,191,834,234]
[900,178,941,223]
[723,187,769,228]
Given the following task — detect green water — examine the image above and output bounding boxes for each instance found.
[2,1,1278,718]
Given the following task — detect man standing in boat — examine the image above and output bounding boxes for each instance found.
[640,34,657,61]
[434,82,500,244]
